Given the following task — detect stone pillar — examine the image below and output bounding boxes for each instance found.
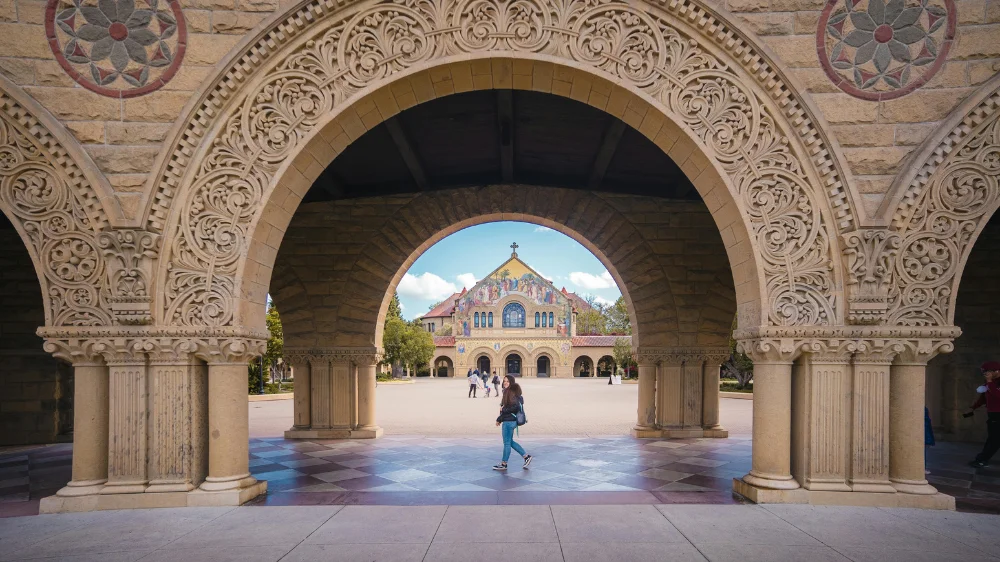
[199,358,256,493]
[702,356,725,433]
[849,349,896,493]
[101,348,149,495]
[289,355,310,429]
[791,350,852,491]
[56,358,109,497]
[632,358,657,437]
[890,351,939,495]
[310,355,331,429]
[146,348,207,493]
[657,357,684,430]
[330,356,352,429]
[742,349,799,491]
[682,358,704,429]
[354,352,383,438]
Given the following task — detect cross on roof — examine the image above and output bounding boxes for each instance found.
[510,241,518,256]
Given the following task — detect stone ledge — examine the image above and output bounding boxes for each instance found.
[39,481,268,513]
[733,478,955,509]
[720,391,753,400]
[284,427,383,439]
[248,393,293,401]
[631,427,729,438]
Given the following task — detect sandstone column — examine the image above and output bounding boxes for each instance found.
[681,357,704,429]
[355,351,383,438]
[849,348,896,493]
[146,347,207,493]
[657,356,684,431]
[199,350,257,493]
[742,344,800,490]
[289,354,310,429]
[310,355,331,429]
[101,348,149,494]
[330,355,352,430]
[890,348,940,495]
[702,355,725,433]
[49,344,109,497]
[792,350,852,491]
[632,356,657,436]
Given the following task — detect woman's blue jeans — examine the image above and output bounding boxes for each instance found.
[501,421,526,462]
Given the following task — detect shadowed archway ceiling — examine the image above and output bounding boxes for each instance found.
[304,90,698,202]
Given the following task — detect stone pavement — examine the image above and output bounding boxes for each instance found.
[2,504,1000,561]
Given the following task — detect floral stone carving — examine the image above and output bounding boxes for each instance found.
[161,0,842,330]
[45,0,186,98]
[817,0,955,100]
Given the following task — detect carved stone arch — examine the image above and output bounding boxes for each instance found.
[151,0,855,334]
[883,75,1000,326]
[0,76,127,327]
[468,347,498,368]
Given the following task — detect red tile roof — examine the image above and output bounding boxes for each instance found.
[433,336,456,346]
[571,335,631,347]
[423,292,462,318]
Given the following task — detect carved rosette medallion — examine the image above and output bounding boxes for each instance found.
[45,0,186,98]
[817,0,955,100]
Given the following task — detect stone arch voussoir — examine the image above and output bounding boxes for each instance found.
[0,76,135,328]
[151,0,855,335]
[884,75,1000,327]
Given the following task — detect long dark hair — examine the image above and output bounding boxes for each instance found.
[501,375,522,407]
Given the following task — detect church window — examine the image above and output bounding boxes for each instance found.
[474,312,479,328]
[549,312,554,327]
[542,312,547,327]
[488,312,493,327]
[503,302,526,328]
[535,312,540,327]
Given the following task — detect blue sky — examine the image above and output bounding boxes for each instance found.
[397,221,623,320]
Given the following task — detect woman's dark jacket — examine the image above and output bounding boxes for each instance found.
[497,395,523,423]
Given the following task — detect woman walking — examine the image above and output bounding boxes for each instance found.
[492,370,500,396]
[493,375,532,471]
[467,368,479,398]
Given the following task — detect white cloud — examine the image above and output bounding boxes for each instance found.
[397,272,457,300]
[535,270,553,281]
[569,270,615,290]
[398,303,405,310]
[592,296,614,307]
[456,273,477,290]
[534,226,553,233]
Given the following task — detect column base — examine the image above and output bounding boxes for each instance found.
[55,479,107,497]
[849,480,899,494]
[891,479,939,495]
[734,478,954,509]
[284,426,383,439]
[631,427,729,439]
[40,480,267,513]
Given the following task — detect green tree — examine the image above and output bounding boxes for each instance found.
[576,308,606,335]
[383,316,408,378]
[249,300,284,393]
[722,314,754,389]
[402,319,435,376]
[605,296,631,335]
[386,291,403,322]
[612,337,636,378]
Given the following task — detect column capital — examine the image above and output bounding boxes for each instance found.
[42,338,107,366]
[736,338,802,364]
[197,338,266,365]
[634,347,729,366]
[893,338,956,366]
[286,347,382,366]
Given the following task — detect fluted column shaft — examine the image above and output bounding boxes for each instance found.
[357,362,378,430]
[102,353,149,494]
[634,362,657,430]
[290,358,311,429]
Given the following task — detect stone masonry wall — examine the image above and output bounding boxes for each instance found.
[0,223,72,446]
[0,0,288,220]
[927,214,1000,442]
[269,187,736,353]
[717,0,1000,216]
[0,0,995,224]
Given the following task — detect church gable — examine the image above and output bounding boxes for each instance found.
[456,246,566,314]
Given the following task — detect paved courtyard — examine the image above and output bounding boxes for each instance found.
[2,504,1000,561]
[250,378,754,438]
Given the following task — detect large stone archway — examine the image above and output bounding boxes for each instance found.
[149,0,856,337]
[30,0,988,514]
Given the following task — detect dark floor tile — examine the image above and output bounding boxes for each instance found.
[334,475,398,491]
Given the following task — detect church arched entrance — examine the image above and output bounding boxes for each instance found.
[536,356,550,378]
[477,356,492,376]
[505,354,523,378]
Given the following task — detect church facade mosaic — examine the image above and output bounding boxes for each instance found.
[0,0,995,513]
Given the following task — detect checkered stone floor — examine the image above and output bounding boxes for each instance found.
[247,435,753,506]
